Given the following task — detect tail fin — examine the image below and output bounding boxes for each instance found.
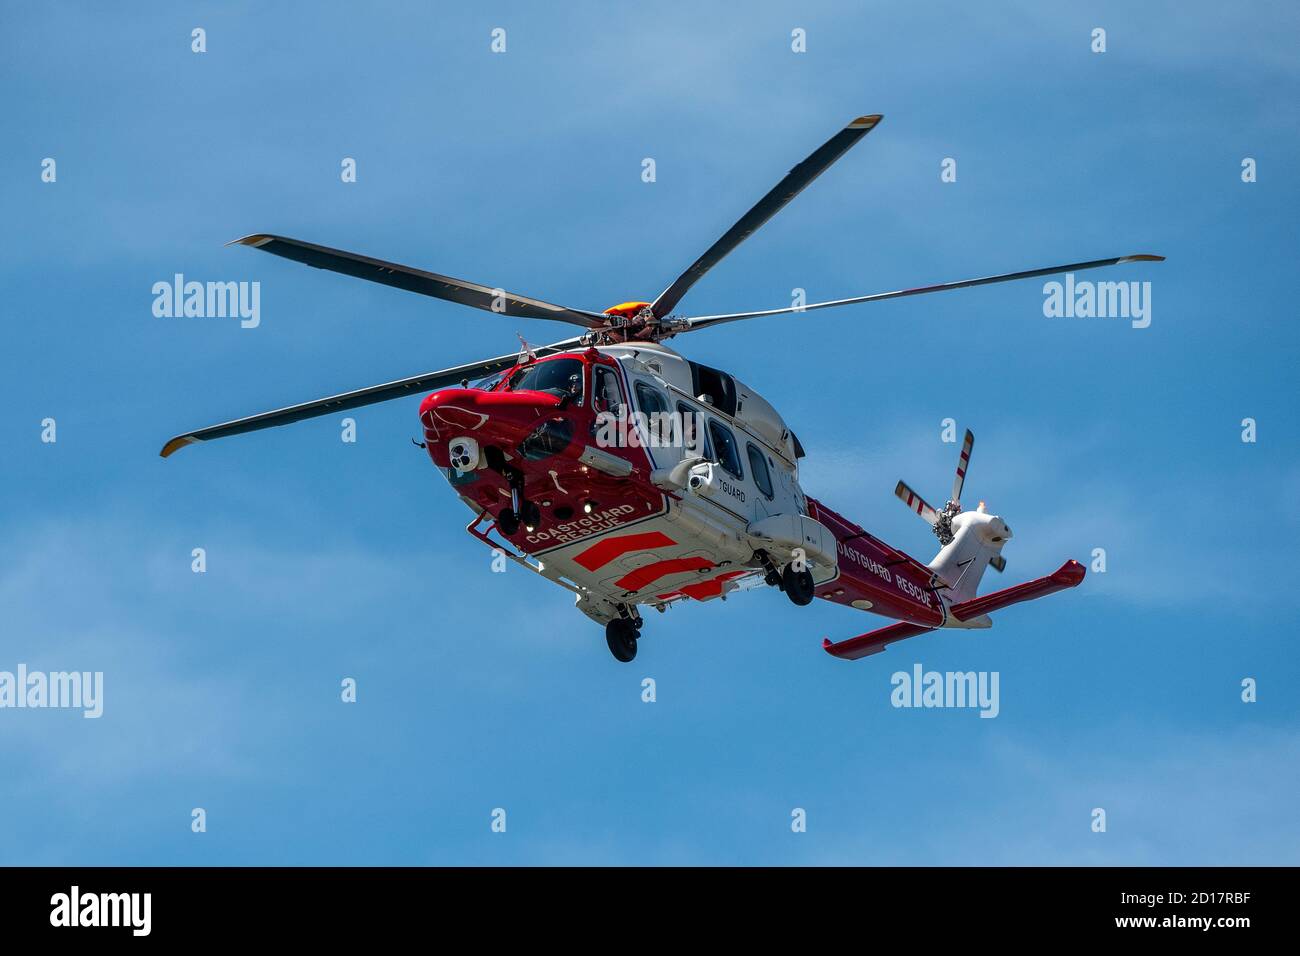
[928,505,1011,607]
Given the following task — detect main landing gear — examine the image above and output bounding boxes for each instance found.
[781,564,816,606]
[759,550,816,607]
[605,617,640,663]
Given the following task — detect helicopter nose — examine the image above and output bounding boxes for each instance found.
[419,387,564,445]
[419,387,491,431]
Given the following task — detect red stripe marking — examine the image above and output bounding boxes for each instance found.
[677,570,748,601]
[615,556,713,592]
[573,531,676,572]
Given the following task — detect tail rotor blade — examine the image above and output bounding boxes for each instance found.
[952,429,974,504]
[895,480,939,526]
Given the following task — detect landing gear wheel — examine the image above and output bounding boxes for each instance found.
[521,500,542,532]
[605,619,638,662]
[781,564,816,606]
[497,508,520,536]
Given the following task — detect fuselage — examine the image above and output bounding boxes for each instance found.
[418,341,946,627]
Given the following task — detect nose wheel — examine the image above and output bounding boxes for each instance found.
[605,618,639,662]
[493,461,541,537]
[496,508,521,536]
[496,500,540,537]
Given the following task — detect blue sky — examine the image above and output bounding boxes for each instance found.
[2,1,1297,864]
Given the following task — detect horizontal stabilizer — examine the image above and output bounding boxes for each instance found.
[823,560,1086,660]
[822,622,934,660]
[948,559,1085,622]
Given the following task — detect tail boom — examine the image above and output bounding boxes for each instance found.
[806,497,945,628]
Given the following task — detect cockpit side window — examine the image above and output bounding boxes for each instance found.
[592,365,625,416]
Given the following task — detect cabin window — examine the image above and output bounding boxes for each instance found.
[677,401,710,459]
[707,419,743,479]
[747,443,774,498]
[634,382,673,447]
[507,358,584,404]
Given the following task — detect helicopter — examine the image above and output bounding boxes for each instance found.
[161,114,1161,662]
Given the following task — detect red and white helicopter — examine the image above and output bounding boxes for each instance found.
[162,114,1161,662]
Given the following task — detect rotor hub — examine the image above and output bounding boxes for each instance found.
[932,500,962,546]
[584,303,687,345]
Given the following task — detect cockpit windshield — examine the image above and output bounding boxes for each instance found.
[505,358,585,402]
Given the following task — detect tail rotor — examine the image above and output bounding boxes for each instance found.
[894,429,1001,571]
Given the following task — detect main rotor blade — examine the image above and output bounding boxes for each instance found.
[952,429,974,504]
[681,254,1165,331]
[159,337,583,457]
[231,235,608,329]
[649,114,883,319]
[895,481,939,526]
